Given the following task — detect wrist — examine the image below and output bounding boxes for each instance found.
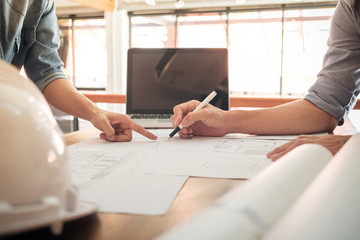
[223,110,240,134]
[223,109,254,134]
[85,102,103,123]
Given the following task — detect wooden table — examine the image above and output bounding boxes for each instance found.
[3,119,358,240]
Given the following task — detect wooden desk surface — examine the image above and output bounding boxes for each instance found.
[4,119,358,240]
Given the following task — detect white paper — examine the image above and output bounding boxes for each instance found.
[79,171,187,215]
[66,129,313,215]
[139,131,290,179]
[67,137,188,215]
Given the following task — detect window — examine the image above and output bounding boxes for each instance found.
[177,12,227,48]
[131,15,176,48]
[228,10,283,94]
[129,4,336,97]
[58,17,107,90]
[282,8,335,95]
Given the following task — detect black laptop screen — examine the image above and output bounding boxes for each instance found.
[126,48,229,114]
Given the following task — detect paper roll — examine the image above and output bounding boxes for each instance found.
[264,133,360,240]
[157,143,332,240]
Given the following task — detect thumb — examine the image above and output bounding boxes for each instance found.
[100,121,116,141]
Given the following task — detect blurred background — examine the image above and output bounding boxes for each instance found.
[53,0,353,133]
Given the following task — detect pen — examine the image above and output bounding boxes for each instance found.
[168,91,217,139]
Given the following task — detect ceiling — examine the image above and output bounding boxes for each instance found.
[55,0,337,13]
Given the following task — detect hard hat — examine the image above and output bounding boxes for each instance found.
[0,60,97,236]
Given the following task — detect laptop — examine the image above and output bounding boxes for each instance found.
[126,48,229,128]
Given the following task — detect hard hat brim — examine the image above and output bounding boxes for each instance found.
[0,200,97,236]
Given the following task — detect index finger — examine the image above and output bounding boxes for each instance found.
[128,120,158,140]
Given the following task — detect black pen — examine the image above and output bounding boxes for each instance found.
[168,91,217,139]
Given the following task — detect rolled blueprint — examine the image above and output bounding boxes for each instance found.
[264,133,360,240]
[157,143,333,240]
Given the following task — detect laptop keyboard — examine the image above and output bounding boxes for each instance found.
[130,114,172,119]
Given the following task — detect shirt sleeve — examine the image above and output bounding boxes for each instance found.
[23,0,68,92]
[304,0,360,125]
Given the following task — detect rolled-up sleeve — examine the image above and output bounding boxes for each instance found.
[304,0,360,125]
[23,0,67,91]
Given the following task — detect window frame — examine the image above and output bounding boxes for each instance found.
[128,3,337,97]
[58,15,107,91]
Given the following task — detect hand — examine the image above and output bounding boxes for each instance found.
[171,100,228,138]
[90,110,157,142]
[267,135,352,161]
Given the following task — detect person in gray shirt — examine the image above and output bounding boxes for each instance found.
[170,0,360,160]
[0,0,157,142]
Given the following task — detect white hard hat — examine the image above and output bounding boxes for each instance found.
[0,60,97,236]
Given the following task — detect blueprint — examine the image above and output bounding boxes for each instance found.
[66,129,292,215]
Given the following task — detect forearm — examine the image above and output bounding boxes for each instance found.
[42,78,99,121]
[224,99,338,135]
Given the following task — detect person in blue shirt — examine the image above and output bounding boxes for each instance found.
[0,0,157,142]
[171,0,360,160]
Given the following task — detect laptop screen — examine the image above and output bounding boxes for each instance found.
[126,48,229,114]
